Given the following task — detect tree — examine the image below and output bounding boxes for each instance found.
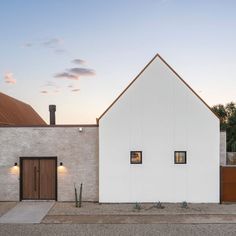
[212,102,236,152]
[212,104,227,130]
[226,102,236,117]
[227,107,236,152]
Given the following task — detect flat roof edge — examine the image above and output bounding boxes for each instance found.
[0,124,98,128]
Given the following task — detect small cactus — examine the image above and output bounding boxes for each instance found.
[181,201,188,209]
[133,202,141,210]
[155,201,165,209]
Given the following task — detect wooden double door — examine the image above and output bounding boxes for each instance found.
[20,157,57,200]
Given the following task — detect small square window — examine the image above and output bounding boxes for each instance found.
[130,151,142,164]
[174,151,186,164]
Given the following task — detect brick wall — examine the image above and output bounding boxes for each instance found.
[0,126,98,201]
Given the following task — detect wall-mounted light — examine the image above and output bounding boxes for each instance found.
[11,162,19,175]
[79,127,83,132]
[58,161,67,174]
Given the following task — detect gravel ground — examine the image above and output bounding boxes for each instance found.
[2,202,236,235]
[42,214,236,224]
[0,202,17,217]
[1,223,236,236]
[48,202,236,216]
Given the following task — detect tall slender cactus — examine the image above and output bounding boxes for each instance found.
[79,183,83,208]
[74,183,78,208]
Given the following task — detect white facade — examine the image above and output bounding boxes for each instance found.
[99,54,220,203]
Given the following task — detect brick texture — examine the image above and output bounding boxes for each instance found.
[0,127,98,201]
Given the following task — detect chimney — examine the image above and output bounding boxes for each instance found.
[49,105,56,125]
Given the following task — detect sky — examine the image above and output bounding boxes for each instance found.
[0,0,236,124]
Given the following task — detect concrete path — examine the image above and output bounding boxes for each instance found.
[0,201,54,224]
[0,202,16,217]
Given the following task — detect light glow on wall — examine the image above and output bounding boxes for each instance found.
[58,165,68,175]
[10,166,19,175]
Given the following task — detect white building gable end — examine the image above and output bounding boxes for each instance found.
[99,54,219,203]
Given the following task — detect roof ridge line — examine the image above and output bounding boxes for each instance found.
[98,53,160,121]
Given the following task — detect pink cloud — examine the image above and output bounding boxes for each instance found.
[4,72,16,84]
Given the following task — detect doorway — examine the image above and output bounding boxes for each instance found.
[20,157,57,200]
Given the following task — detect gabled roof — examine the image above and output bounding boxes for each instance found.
[98,53,219,122]
[0,92,46,126]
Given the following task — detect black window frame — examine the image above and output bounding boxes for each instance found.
[130,151,142,164]
[174,151,187,164]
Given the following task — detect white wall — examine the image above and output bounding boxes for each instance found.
[0,126,98,201]
[99,55,220,203]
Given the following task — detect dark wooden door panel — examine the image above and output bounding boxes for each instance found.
[21,157,56,200]
[22,159,39,199]
[39,159,56,199]
[221,167,236,202]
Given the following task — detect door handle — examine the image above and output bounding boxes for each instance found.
[34,166,37,191]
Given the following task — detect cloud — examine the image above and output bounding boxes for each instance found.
[40,84,60,94]
[24,42,33,48]
[40,81,61,94]
[44,81,60,88]
[72,59,86,65]
[44,81,55,87]
[23,38,65,54]
[40,90,48,94]
[54,49,66,54]
[4,73,16,84]
[54,72,79,80]
[54,58,95,82]
[71,88,80,92]
[54,67,95,80]
[67,84,79,92]
[42,38,63,48]
[68,68,95,76]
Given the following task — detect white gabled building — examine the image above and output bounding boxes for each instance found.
[98,53,220,203]
[0,53,221,203]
